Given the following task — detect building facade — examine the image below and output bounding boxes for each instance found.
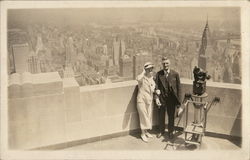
[119,55,133,78]
[133,52,152,79]
[12,43,29,73]
[27,54,41,74]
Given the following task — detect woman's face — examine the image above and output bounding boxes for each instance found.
[145,67,154,76]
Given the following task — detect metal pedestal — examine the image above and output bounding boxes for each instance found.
[183,93,209,148]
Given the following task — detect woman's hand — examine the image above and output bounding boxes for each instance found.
[155,98,161,108]
[155,89,161,95]
[136,68,145,82]
[142,68,146,75]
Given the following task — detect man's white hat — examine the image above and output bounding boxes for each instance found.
[144,62,154,69]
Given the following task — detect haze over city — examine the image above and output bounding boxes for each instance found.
[8,8,240,33]
[8,7,241,86]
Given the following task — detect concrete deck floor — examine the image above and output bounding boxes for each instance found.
[63,131,241,151]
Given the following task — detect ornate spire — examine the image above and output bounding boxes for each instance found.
[200,16,210,56]
[206,14,208,26]
[198,16,210,70]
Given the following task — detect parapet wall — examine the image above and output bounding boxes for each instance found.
[8,72,63,98]
[8,72,241,149]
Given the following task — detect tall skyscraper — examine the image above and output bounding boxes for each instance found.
[35,35,44,54]
[119,55,132,78]
[198,18,213,71]
[100,55,109,67]
[133,52,152,79]
[40,59,47,73]
[106,58,114,69]
[113,36,126,66]
[103,44,108,55]
[113,38,120,66]
[65,37,76,65]
[120,40,126,57]
[8,48,15,74]
[63,64,75,78]
[27,52,41,74]
[198,17,220,80]
[12,43,29,73]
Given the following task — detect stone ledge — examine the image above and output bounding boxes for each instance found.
[79,78,241,93]
[8,72,63,98]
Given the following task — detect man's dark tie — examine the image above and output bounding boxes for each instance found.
[165,71,169,79]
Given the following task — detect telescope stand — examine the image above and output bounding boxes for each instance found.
[183,93,209,149]
[163,92,219,150]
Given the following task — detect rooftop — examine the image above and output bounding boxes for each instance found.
[63,130,241,151]
[8,72,242,151]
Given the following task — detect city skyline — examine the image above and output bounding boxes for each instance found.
[7,7,241,86]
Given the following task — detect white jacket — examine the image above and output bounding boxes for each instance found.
[136,72,155,105]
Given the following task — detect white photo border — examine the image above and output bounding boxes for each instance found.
[1,1,249,160]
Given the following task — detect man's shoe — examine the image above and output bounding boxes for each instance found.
[141,134,148,142]
[145,132,153,138]
[156,133,164,138]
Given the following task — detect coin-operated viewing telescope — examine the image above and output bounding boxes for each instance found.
[180,66,220,149]
[193,66,211,96]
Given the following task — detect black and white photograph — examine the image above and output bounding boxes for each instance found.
[1,1,250,160]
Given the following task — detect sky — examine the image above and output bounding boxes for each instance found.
[8,7,240,31]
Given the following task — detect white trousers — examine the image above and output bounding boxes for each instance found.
[137,101,153,130]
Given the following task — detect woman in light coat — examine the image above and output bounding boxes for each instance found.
[136,62,156,142]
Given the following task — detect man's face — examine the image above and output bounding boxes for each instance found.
[162,59,170,71]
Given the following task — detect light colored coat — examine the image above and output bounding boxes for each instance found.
[137,73,155,104]
[136,72,155,130]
